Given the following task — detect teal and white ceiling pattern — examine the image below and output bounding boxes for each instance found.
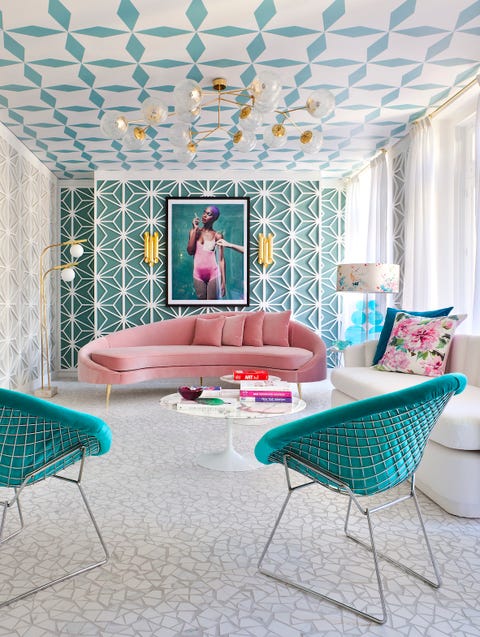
[0,1,478,181]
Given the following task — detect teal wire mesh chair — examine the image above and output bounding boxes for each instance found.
[0,388,112,607]
[254,373,466,624]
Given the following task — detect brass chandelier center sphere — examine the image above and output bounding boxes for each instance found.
[212,77,227,92]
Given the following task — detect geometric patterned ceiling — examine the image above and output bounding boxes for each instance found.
[0,0,478,181]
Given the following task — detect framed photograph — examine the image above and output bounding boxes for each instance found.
[166,197,250,306]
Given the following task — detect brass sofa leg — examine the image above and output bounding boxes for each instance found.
[106,384,112,409]
[200,377,203,386]
[297,383,302,400]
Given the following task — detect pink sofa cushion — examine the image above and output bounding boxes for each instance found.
[91,345,313,372]
[222,314,246,346]
[263,310,291,346]
[243,311,265,346]
[192,316,225,346]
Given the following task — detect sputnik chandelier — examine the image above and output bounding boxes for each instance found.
[100,71,335,161]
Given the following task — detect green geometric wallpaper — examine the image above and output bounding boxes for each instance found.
[60,178,344,370]
[60,186,95,371]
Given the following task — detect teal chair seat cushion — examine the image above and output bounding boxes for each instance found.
[0,389,112,487]
[255,374,466,496]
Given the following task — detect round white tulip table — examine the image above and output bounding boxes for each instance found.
[160,389,306,472]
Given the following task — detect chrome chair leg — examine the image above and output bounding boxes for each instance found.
[258,483,388,624]
[258,462,388,624]
[0,489,25,545]
[344,483,441,589]
[0,480,109,608]
[257,490,292,569]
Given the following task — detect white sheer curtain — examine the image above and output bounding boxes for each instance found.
[472,84,480,329]
[368,153,393,264]
[345,152,393,262]
[342,152,393,338]
[402,118,437,309]
[402,83,478,330]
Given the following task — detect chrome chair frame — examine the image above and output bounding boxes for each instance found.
[258,453,441,624]
[0,445,109,608]
[255,374,466,624]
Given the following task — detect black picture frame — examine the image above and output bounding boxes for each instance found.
[166,197,250,306]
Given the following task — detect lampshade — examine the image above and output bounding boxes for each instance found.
[336,263,400,294]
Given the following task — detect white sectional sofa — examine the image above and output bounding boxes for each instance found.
[330,335,480,518]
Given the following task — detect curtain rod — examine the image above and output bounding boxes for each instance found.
[342,148,386,184]
[428,74,479,119]
[343,74,479,185]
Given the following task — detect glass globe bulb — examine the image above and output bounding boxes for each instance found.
[168,123,191,147]
[238,106,262,131]
[299,129,323,154]
[263,123,287,148]
[122,127,147,150]
[100,112,128,139]
[142,98,168,125]
[176,105,201,124]
[61,267,75,282]
[306,89,335,119]
[250,70,282,101]
[172,146,196,163]
[232,130,257,152]
[69,243,84,259]
[173,79,203,111]
[250,71,282,113]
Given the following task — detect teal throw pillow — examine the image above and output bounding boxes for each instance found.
[372,306,453,365]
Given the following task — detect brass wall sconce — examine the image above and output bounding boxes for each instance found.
[143,231,159,267]
[35,238,87,398]
[258,233,274,268]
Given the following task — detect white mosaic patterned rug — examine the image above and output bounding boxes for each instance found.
[0,378,479,637]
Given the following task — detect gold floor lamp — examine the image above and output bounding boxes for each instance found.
[35,239,87,398]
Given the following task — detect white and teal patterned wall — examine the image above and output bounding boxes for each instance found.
[60,176,344,368]
[0,122,58,390]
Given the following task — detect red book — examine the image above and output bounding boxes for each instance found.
[233,369,269,380]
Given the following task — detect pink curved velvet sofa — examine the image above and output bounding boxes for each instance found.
[77,311,326,403]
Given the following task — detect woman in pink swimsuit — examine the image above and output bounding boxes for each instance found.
[187,205,226,300]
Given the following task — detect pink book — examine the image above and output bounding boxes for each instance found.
[239,390,293,398]
[248,396,293,403]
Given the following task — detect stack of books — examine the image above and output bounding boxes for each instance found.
[239,379,293,403]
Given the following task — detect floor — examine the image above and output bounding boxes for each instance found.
[0,378,479,637]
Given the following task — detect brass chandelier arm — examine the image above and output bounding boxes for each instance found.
[277,110,303,132]
[193,125,223,143]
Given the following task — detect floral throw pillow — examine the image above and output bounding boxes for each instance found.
[375,312,466,377]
